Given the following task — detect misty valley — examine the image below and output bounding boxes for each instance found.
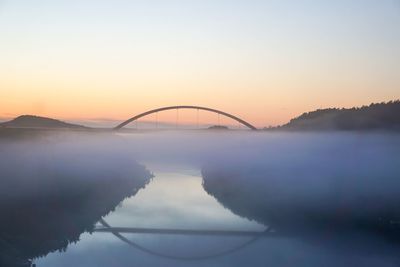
[0,131,399,267]
[2,0,399,266]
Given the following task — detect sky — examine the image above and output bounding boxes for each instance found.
[0,0,399,127]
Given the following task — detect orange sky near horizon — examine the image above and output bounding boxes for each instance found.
[1,1,399,127]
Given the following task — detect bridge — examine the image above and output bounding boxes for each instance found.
[114,105,258,130]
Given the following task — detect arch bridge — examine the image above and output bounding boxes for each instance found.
[114,105,258,130]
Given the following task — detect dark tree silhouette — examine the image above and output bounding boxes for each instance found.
[271,100,400,131]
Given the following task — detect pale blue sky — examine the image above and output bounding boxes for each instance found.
[0,0,399,125]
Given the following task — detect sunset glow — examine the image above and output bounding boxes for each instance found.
[1,0,399,127]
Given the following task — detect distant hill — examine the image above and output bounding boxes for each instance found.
[207,125,229,130]
[274,101,400,131]
[0,115,87,129]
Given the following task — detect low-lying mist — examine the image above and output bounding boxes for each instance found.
[199,132,400,232]
[1,130,400,266]
[1,130,399,202]
[0,131,153,266]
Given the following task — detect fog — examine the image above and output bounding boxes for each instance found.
[1,130,400,266]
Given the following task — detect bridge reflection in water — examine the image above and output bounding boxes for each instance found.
[95,218,271,261]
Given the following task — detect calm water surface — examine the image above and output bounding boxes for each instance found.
[36,164,267,267]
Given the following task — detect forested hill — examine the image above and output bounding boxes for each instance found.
[0,115,87,129]
[275,101,400,131]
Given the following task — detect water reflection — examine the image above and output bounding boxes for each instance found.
[96,168,266,260]
[201,146,400,260]
[0,143,152,267]
[1,132,400,267]
[36,167,268,266]
[36,158,400,267]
